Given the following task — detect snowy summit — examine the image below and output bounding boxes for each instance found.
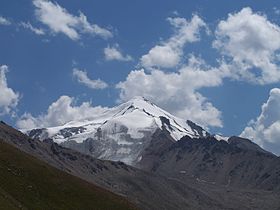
[26,97,209,165]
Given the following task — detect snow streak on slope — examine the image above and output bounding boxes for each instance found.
[214,134,229,142]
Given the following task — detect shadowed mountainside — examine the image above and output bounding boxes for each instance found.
[0,139,136,210]
[139,133,280,191]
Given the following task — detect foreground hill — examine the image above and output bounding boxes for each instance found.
[0,138,136,210]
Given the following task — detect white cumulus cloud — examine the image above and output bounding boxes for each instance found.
[214,7,280,84]
[33,0,112,40]
[0,65,20,115]
[73,68,108,89]
[140,15,207,69]
[241,88,280,155]
[17,95,109,129]
[104,45,133,61]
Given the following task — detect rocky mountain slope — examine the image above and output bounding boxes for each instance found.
[138,133,280,191]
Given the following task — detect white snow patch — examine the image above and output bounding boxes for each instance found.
[214,134,229,142]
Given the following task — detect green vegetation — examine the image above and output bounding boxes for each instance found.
[0,140,137,210]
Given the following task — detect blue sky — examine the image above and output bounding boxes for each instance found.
[1,0,280,154]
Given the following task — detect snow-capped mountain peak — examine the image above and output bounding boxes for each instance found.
[27,96,209,165]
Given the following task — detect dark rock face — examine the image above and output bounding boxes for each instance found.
[187,120,210,137]
[138,134,280,191]
[28,128,48,140]
[159,116,173,131]
[28,127,87,140]
[58,127,87,138]
[136,128,175,170]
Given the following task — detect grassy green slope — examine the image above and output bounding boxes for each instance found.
[0,140,137,210]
